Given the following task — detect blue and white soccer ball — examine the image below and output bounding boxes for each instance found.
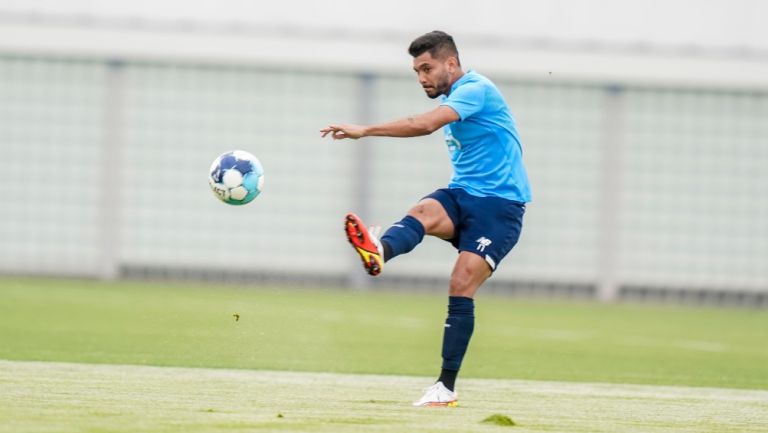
[208,150,264,205]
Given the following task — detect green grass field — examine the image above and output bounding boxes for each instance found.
[1,277,767,432]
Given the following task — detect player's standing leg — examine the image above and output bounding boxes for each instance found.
[413,252,490,407]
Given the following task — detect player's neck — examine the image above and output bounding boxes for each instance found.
[445,70,465,96]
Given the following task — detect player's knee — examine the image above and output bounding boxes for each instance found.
[407,204,435,230]
[408,203,427,218]
[449,270,475,297]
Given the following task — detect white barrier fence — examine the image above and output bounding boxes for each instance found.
[1,56,766,302]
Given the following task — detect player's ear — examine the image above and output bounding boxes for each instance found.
[446,56,459,73]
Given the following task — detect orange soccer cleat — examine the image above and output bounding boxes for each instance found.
[344,213,384,276]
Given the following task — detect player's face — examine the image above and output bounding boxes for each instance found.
[412,52,453,99]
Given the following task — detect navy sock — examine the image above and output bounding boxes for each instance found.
[441,296,475,373]
[438,368,459,392]
[379,215,425,262]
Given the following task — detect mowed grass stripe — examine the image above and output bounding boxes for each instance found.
[1,277,767,389]
[1,360,767,433]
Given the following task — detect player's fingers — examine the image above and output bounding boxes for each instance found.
[320,126,340,138]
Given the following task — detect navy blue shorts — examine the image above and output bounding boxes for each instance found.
[424,188,525,271]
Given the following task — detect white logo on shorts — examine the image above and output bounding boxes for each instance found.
[476,237,492,252]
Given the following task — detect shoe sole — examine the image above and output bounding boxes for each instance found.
[416,401,459,407]
[344,214,382,276]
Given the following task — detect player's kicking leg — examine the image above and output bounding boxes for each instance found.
[343,204,433,277]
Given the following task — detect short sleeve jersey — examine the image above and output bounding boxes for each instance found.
[440,70,531,203]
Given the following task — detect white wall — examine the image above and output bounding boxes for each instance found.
[1,0,767,89]
[1,0,766,50]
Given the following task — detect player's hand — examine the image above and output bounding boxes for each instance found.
[320,124,366,140]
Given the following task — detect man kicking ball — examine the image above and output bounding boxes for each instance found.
[320,30,531,407]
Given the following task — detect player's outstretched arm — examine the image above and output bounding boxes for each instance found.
[320,106,459,140]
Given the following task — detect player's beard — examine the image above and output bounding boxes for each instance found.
[424,72,452,99]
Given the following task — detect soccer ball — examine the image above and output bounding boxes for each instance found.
[208,150,264,205]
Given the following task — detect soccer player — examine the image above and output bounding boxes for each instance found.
[320,30,531,407]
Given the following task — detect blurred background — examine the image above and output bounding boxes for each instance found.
[0,0,766,305]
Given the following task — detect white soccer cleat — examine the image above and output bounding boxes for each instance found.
[412,381,458,407]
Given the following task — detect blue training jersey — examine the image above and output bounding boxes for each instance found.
[440,70,531,203]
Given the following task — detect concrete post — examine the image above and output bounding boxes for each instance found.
[597,85,626,301]
[99,60,126,280]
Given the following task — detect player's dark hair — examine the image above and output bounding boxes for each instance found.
[408,30,460,65]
